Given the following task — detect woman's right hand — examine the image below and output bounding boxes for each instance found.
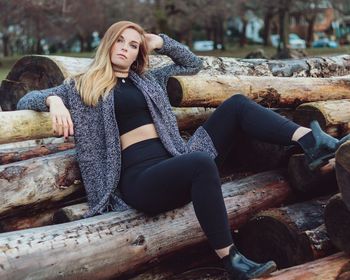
[46,96,74,138]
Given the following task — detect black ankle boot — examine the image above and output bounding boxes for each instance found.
[222,245,277,280]
[302,121,350,171]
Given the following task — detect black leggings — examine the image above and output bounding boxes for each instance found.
[119,94,300,250]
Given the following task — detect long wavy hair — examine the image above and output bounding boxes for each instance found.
[74,21,149,107]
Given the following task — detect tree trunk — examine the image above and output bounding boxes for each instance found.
[325,194,350,254]
[261,252,350,280]
[236,197,335,269]
[0,170,292,280]
[306,17,316,48]
[293,99,350,138]
[288,154,337,194]
[335,140,350,210]
[0,149,83,218]
[166,75,350,108]
[0,142,75,165]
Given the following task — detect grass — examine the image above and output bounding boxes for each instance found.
[1,46,350,82]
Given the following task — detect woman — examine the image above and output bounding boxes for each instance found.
[17,21,349,280]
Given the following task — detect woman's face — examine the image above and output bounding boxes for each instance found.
[110,27,142,71]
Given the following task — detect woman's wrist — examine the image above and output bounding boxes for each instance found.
[46,96,63,107]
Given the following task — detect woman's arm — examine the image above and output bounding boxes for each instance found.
[16,82,70,112]
[148,34,203,86]
[17,82,74,138]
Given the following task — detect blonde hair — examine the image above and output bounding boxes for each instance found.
[74,21,149,107]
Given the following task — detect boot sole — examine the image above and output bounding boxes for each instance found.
[248,261,277,278]
[308,152,335,171]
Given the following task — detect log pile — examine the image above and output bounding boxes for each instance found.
[0,54,349,280]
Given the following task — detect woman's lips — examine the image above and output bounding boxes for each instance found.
[117,54,127,59]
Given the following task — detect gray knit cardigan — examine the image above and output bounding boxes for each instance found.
[17,34,218,218]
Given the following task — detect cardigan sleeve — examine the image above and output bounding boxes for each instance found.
[149,34,203,87]
[16,81,70,112]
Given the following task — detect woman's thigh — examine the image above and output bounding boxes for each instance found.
[119,151,217,215]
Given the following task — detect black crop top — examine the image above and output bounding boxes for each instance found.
[114,77,154,136]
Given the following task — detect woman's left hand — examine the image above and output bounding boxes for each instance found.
[145,33,164,52]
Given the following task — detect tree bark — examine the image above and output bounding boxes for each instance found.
[325,194,350,255]
[0,170,292,280]
[293,99,350,137]
[0,149,83,218]
[288,154,337,194]
[335,140,350,210]
[2,54,350,110]
[167,75,350,108]
[0,142,75,165]
[236,197,335,269]
[260,252,350,280]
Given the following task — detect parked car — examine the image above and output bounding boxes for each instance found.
[312,37,338,48]
[270,33,306,49]
[193,40,214,51]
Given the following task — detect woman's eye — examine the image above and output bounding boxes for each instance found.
[131,45,137,49]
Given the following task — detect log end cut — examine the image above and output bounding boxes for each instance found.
[325,194,350,254]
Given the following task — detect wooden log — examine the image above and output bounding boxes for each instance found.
[166,75,350,107]
[0,108,212,144]
[0,142,75,165]
[257,252,350,280]
[0,110,52,144]
[174,107,215,131]
[0,136,71,151]
[52,202,89,224]
[0,170,293,280]
[325,194,350,254]
[116,242,226,280]
[2,54,350,110]
[293,99,350,137]
[288,154,337,195]
[335,140,350,210]
[0,197,86,233]
[0,149,83,218]
[235,197,335,269]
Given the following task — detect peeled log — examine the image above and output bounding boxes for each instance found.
[325,194,350,254]
[2,54,350,110]
[52,202,89,224]
[236,197,335,269]
[0,142,75,165]
[335,140,350,210]
[174,107,215,131]
[166,75,350,107]
[0,170,292,280]
[0,136,71,151]
[0,110,52,144]
[288,154,337,195]
[293,99,350,137]
[258,252,350,280]
[0,149,83,218]
[1,108,213,145]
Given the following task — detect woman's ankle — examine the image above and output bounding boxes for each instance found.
[215,243,234,259]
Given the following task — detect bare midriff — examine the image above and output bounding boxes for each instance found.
[120,123,159,151]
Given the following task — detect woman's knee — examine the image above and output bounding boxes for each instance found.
[189,151,218,174]
[227,93,249,104]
